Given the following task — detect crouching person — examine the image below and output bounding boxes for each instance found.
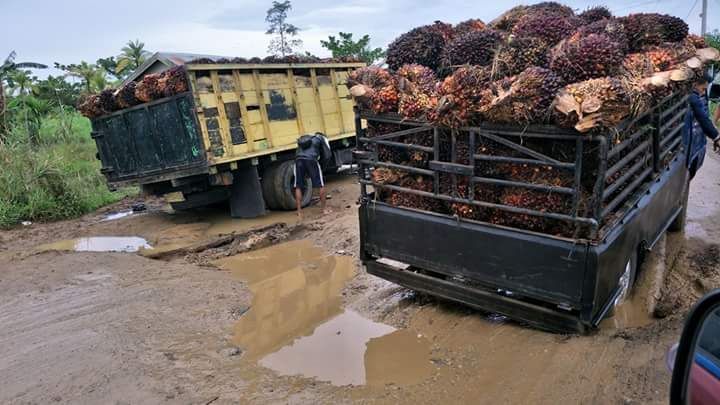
[295,132,332,220]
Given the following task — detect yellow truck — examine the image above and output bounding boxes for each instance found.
[91,53,364,217]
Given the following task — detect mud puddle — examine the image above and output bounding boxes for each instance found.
[213,239,432,387]
[101,210,135,222]
[36,237,152,253]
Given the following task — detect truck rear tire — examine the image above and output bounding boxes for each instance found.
[262,160,312,210]
[668,179,689,232]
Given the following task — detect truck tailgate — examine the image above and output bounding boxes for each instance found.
[92,93,207,184]
[360,203,590,308]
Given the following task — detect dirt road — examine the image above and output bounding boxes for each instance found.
[2,153,720,404]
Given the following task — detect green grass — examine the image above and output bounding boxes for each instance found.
[0,111,135,229]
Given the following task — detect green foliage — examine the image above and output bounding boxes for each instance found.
[706,30,720,51]
[0,111,131,228]
[32,75,82,108]
[266,0,303,57]
[320,32,385,63]
[116,40,150,76]
[54,61,108,94]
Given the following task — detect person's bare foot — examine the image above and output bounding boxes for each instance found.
[322,208,332,215]
[297,211,303,222]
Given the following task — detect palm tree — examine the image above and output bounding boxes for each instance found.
[63,61,102,94]
[116,40,151,76]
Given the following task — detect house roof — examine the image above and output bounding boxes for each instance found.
[122,52,232,85]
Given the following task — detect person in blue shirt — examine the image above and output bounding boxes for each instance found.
[294,133,332,220]
[684,73,720,179]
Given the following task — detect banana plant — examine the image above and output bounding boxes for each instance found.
[1,51,47,138]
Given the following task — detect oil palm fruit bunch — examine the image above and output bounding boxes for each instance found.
[442,29,504,68]
[478,67,563,124]
[433,65,492,127]
[115,82,140,109]
[574,18,629,52]
[389,175,445,212]
[512,12,581,45]
[528,2,576,17]
[386,25,448,72]
[621,53,655,78]
[554,77,632,132]
[492,188,569,232]
[429,21,456,42]
[162,66,189,97]
[645,49,674,72]
[490,5,530,31]
[347,67,398,113]
[77,94,106,118]
[579,6,612,24]
[494,36,550,77]
[549,33,625,82]
[687,34,707,49]
[397,64,437,94]
[366,122,406,163]
[98,89,118,113]
[620,13,688,52]
[135,74,162,102]
[372,167,404,185]
[454,19,487,36]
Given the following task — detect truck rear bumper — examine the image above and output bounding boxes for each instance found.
[366,260,587,334]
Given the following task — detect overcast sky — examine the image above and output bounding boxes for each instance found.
[1,0,717,75]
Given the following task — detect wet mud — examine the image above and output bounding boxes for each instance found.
[215,240,431,387]
[2,156,720,405]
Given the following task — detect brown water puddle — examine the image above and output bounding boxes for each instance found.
[35,237,152,253]
[213,239,432,387]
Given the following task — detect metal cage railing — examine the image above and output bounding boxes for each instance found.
[354,93,688,242]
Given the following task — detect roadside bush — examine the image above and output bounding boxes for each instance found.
[0,110,133,228]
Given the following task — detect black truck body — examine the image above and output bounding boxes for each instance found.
[356,94,690,333]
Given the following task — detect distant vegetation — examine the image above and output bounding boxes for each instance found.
[0,44,144,228]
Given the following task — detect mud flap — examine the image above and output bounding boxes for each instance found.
[230,167,266,218]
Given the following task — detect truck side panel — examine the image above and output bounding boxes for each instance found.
[360,203,590,307]
[588,153,688,323]
[93,93,207,184]
[187,63,362,165]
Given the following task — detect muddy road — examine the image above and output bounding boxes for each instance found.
[2,153,720,404]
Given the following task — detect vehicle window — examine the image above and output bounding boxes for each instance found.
[697,308,720,367]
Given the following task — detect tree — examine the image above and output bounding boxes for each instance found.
[33,75,82,108]
[116,40,150,76]
[265,1,303,57]
[55,61,107,94]
[1,51,47,138]
[320,32,385,63]
[97,56,122,81]
[706,30,720,51]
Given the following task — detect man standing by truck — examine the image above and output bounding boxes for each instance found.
[295,133,332,220]
[685,73,720,178]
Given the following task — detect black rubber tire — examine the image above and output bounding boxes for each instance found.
[265,160,312,210]
[668,179,689,232]
[261,164,281,210]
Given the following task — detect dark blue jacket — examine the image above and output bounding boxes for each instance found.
[683,90,719,175]
[296,134,332,163]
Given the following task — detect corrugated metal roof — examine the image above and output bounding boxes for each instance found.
[122,51,233,85]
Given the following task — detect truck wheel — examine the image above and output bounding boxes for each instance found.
[613,250,638,308]
[263,160,312,210]
[668,179,689,232]
[261,164,280,210]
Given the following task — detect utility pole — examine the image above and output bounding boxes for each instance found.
[701,0,708,36]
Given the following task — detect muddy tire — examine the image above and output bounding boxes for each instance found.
[261,164,281,210]
[668,179,689,232]
[262,160,311,210]
[611,249,639,312]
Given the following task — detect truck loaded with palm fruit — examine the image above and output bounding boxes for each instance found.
[348,3,720,333]
[79,55,364,217]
